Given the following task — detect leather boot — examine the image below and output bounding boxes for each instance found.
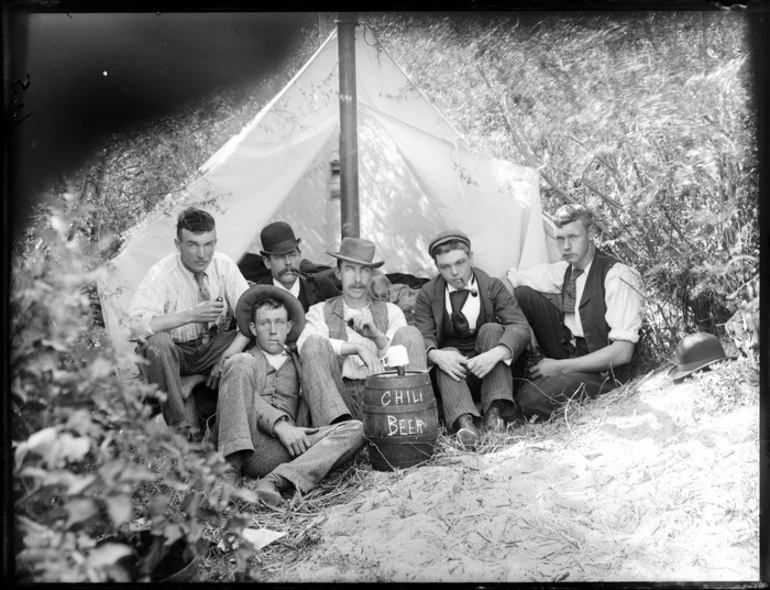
[454,414,479,450]
[255,472,289,508]
[483,400,505,432]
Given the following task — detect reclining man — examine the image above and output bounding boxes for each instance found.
[413,230,531,449]
[211,285,365,507]
[297,237,427,424]
[253,221,340,311]
[506,204,644,420]
[128,207,251,434]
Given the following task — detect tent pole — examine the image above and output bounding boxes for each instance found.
[337,12,360,239]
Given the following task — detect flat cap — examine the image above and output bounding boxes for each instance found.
[428,229,471,257]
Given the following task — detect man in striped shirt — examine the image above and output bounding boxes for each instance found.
[129,208,251,434]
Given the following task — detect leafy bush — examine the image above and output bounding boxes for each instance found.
[11,195,257,583]
[368,12,759,364]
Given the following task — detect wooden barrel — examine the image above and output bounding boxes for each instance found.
[362,370,439,471]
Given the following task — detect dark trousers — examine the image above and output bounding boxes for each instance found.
[513,286,617,421]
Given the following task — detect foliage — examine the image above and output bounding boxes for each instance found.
[367,12,759,363]
[10,196,260,583]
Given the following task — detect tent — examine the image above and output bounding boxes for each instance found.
[97,26,559,377]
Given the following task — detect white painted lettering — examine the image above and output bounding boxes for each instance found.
[381,390,391,406]
[387,415,399,436]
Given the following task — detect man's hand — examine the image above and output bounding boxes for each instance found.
[206,353,229,389]
[273,420,319,458]
[348,315,384,342]
[530,357,568,380]
[188,300,225,324]
[356,345,384,373]
[429,349,468,381]
[466,347,508,379]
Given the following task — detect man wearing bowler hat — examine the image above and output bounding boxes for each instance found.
[297,237,427,424]
[255,221,340,312]
[413,229,531,449]
[210,284,365,508]
[506,204,644,420]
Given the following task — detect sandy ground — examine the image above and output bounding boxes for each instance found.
[260,363,760,583]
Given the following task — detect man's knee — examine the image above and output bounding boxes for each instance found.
[301,334,335,358]
[141,332,176,359]
[221,351,260,378]
[476,322,504,350]
[513,285,538,310]
[393,325,422,345]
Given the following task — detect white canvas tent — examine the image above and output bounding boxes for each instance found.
[97,27,559,376]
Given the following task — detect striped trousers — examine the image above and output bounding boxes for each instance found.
[136,329,237,428]
[433,323,515,431]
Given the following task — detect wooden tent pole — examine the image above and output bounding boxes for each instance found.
[337,12,360,239]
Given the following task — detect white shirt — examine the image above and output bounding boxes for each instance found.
[128,252,249,342]
[260,347,289,371]
[444,274,481,331]
[273,277,301,299]
[297,299,407,380]
[506,257,644,343]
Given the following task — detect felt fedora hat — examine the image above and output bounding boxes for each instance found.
[428,229,471,258]
[259,221,301,257]
[327,237,384,268]
[668,331,736,382]
[235,285,306,342]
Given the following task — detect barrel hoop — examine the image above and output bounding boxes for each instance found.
[361,399,437,414]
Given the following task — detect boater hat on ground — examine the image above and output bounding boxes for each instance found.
[259,221,301,257]
[327,237,385,268]
[428,229,471,258]
[235,284,306,343]
[668,332,736,382]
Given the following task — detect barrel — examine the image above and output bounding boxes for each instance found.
[362,370,439,472]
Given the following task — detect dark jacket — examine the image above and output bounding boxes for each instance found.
[413,266,530,359]
[253,273,340,312]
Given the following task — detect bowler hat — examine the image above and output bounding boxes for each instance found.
[428,229,471,258]
[668,332,736,382]
[235,285,306,343]
[327,237,384,268]
[259,221,301,257]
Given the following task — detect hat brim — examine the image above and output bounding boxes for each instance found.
[667,354,737,382]
[326,251,385,269]
[235,285,306,343]
[259,238,301,258]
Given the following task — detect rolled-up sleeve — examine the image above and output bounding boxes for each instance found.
[605,264,645,343]
[128,279,165,340]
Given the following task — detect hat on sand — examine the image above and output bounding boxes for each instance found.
[428,229,471,258]
[235,285,306,342]
[259,221,301,257]
[668,332,736,382]
[326,237,385,268]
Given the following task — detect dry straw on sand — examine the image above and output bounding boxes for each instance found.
[198,358,759,583]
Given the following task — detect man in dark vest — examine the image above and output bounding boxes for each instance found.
[507,204,644,420]
[253,221,340,312]
[413,230,531,450]
[297,237,427,424]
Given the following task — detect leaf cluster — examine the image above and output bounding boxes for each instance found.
[368,12,759,363]
[11,196,259,583]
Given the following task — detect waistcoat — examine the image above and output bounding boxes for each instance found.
[323,296,389,341]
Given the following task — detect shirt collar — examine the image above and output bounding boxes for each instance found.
[273,277,301,298]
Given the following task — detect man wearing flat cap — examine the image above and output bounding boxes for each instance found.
[253,221,340,311]
[209,284,365,508]
[297,237,427,424]
[413,230,531,449]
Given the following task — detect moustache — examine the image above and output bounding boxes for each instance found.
[279,266,310,280]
